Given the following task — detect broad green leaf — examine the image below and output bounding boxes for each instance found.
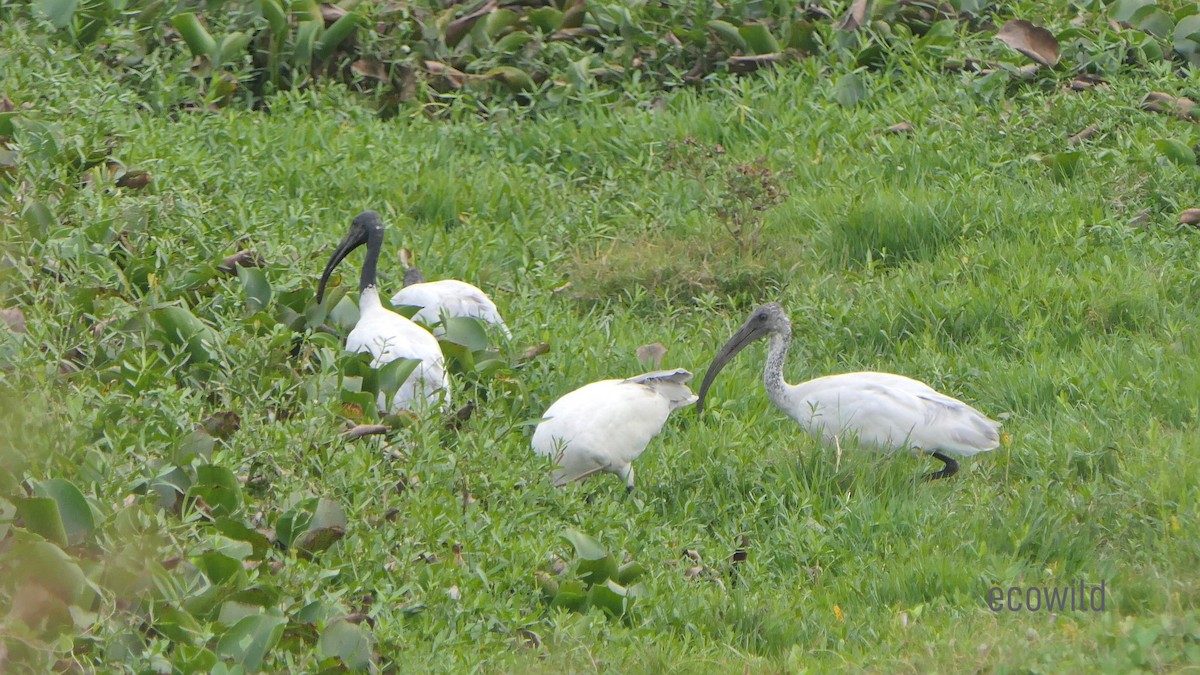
[174,645,218,674]
[586,579,630,618]
[315,12,364,62]
[237,266,272,313]
[329,294,360,331]
[294,20,323,70]
[198,550,244,585]
[707,19,747,51]
[739,23,779,55]
[493,31,534,53]
[258,0,287,36]
[175,430,216,464]
[441,316,489,351]
[527,7,563,33]
[15,496,68,546]
[215,613,287,672]
[276,497,318,548]
[549,579,588,611]
[1155,139,1196,166]
[191,464,243,517]
[33,479,95,546]
[1040,151,1083,181]
[833,72,867,107]
[617,560,645,585]
[153,305,219,364]
[563,529,618,586]
[1131,6,1175,37]
[171,13,217,58]
[33,0,79,28]
[562,529,606,560]
[294,498,348,556]
[377,357,421,412]
[154,604,205,645]
[0,112,17,138]
[214,517,272,560]
[217,31,253,68]
[485,8,518,37]
[487,66,535,92]
[318,617,373,671]
[1110,0,1156,23]
[1174,15,1200,65]
[217,600,263,626]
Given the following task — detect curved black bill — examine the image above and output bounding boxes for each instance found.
[695,321,769,414]
[316,229,366,303]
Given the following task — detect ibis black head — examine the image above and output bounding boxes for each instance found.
[695,303,791,414]
[317,211,386,303]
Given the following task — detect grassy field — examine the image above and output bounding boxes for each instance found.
[3,4,1200,673]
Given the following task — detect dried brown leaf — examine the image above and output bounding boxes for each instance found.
[217,249,265,275]
[1142,92,1198,122]
[116,170,152,189]
[0,95,14,112]
[727,53,782,74]
[837,0,872,31]
[636,343,667,369]
[995,19,1059,68]
[886,121,914,134]
[319,3,347,25]
[1180,208,1200,226]
[444,0,498,48]
[549,26,601,41]
[1068,125,1099,144]
[344,424,389,440]
[424,61,467,89]
[351,59,389,81]
[517,342,551,363]
[1,307,25,333]
[199,411,242,440]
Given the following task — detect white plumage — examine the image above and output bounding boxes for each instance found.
[532,369,697,491]
[391,248,511,338]
[318,212,450,413]
[391,279,511,339]
[697,304,1000,479]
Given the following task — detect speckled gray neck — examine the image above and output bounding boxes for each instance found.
[763,324,792,411]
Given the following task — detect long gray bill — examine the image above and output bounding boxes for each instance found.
[694,322,767,414]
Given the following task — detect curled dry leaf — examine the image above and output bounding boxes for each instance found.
[199,411,242,440]
[837,0,872,31]
[0,95,13,112]
[1142,92,1198,122]
[517,342,551,363]
[1179,209,1200,226]
[319,3,347,25]
[886,121,914,134]
[1068,125,1099,144]
[517,629,542,650]
[444,0,498,49]
[727,53,782,74]
[344,424,389,440]
[550,26,602,41]
[636,343,667,370]
[425,61,467,89]
[218,249,265,275]
[1,307,26,333]
[351,59,389,81]
[995,19,1060,68]
[445,401,475,431]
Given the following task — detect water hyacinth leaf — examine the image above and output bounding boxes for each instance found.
[1041,151,1083,180]
[258,0,287,36]
[191,464,243,518]
[171,13,218,59]
[153,306,219,363]
[493,31,534,53]
[833,72,867,107]
[485,8,518,37]
[318,617,374,671]
[34,0,80,29]
[1155,139,1196,167]
[215,613,287,672]
[217,31,253,68]
[314,12,364,62]
[486,66,535,92]
[1175,15,1200,65]
[528,6,563,33]
[563,528,618,585]
[329,294,359,331]
[377,357,421,411]
[586,579,630,618]
[707,20,747,51]
[237,266,272,313]
[7,535,89,604]
[154,604,205,645]
[175,645,219,674]
[1130,6,1174,38]
[550,579,588,611]
[33,479,95,546]
[197,550,243,585]
[739,23,779,55]
[275,497,318,548]
[1110,0,1156,23]
[441,317,489,351]
[294,498,348,556]
[214,517,272,560]
[617,560,645,585]
[175,429,216,464]
[15,496,69,547]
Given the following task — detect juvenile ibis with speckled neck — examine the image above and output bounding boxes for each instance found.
[317,211,450,413]
[696,303,1000,480]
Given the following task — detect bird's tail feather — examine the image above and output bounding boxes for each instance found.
[624,369,698,411]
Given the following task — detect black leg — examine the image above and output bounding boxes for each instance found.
[625,484,635,495]
[923,451,959,481]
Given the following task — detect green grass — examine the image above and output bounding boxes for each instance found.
[3,10,1200,674]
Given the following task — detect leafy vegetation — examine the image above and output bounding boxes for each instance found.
[2,0,1200,672]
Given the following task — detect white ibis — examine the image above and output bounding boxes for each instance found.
[317,211,450,413]
[696,303,1000,480]
[390,248,511,339]
[532,369,698,492]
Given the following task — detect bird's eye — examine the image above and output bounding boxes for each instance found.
[756,313,767,322]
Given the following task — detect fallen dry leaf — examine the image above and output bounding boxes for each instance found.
[1068,125,1099,144]
[344,424,389,440]
[217,249,265,275]
[837,0,872,31]
[1,307,25,333]
[0,95,13,112]
[886,121,914,134]
[199,411,242,440]
[319,3,347,25]
[351,59,388,81]
[636,343,667,370]
[444,0,498,49]
[996,19,1059,68]
[1180,208,1200,226]
[1142,92,1198,122]
[517,342,551,363]
[425,61,467,90]
[727,53,782,74]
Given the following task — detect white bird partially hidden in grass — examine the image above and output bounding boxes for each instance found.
[532,369,698,492]
[317,211,450,413]
[390,248,511,339]
[696,303,1000,480]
